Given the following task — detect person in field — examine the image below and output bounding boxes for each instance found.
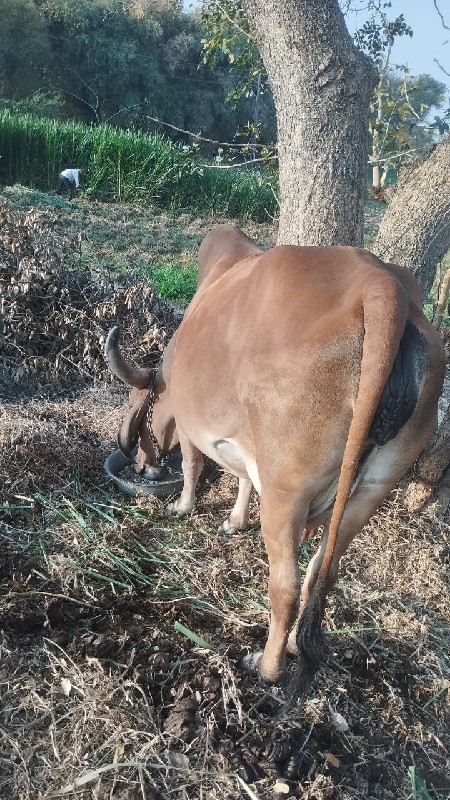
[56,168,83,200]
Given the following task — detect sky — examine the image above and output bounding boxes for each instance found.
[183,1,450,92]
[347,0,450,89]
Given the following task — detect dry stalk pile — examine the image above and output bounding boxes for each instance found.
[0,200,180,397]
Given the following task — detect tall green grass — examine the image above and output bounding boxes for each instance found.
[149,263,198,306]
[0,110,278,221]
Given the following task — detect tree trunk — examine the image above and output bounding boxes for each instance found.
[373,135,450,298]
[433,268,450,329]
[404,404,450,518]
[372,164,382,190]
[373,138,450,519]
[370,83,384,190]
[241,0,378,246]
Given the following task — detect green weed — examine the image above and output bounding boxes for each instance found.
[149,263,198,306]
[3,488,219,614]
[407,765,450,799]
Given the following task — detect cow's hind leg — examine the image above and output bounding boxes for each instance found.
[219,477,253,534]
[241,485,306,683]
[287,525,329,655]
[287,409,438,657]
[166,430,204,517]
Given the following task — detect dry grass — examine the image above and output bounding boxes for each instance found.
[1,393,449,799]
[0,186,449,800]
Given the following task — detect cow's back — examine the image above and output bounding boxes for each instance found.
[170,244,427,482]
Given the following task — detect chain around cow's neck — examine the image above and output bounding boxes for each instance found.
[145,373,170,467]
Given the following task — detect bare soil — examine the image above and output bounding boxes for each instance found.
[0,187,449,800]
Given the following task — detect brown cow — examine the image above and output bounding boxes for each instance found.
[106,225,446,703]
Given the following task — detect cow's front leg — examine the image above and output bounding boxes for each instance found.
[219,477,253,534]
[166,431,203,518]
[241,487,303,683]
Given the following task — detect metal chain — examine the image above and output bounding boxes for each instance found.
[143,367,170,467]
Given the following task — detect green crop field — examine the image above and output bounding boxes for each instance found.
[0,110,278,221]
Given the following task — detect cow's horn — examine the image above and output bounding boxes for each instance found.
[105,326,152,389]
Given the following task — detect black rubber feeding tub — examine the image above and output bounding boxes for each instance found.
[103,447,184,499]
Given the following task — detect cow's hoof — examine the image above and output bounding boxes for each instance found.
[218,519,237,535]
[238,651,272,685]
[239,650,263,675]
[218,518,247,535]
[239,651,287,685]
[166,500,190,518]
[166,500,180,517]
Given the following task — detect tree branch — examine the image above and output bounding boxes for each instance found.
[201,154,278,167]
[433,0,450,32]
[61,90,100,124]
[215,2,252,40]
[63,69,102,123]
[434,57,450,78]
[143,114,272,149]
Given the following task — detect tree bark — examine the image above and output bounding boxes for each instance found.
[370,83,384,190]
[373,138,450,519]
[241,0,378,246]
[373,135,450,298]
[433,268,450,329]
[404,405,450,518]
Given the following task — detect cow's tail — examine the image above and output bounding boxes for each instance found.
[287,272,409,706]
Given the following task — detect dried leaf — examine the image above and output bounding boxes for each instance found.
[60,677,72,696]
[324,752,340,768]
[164,696,199,741]
[330,710,349,732]
[273,780,290,794]
[166,751,190,771]
[113,743,125,763]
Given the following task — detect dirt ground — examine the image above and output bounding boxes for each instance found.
[0,188,449,800]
